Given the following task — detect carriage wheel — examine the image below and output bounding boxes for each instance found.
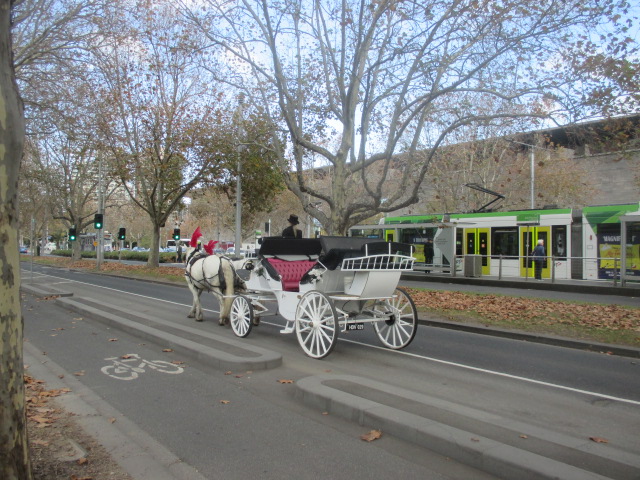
[373,287,418,350]
[230,295,254,338]
[295,291,339,359]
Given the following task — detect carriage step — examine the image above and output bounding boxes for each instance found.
[280,326,295,334]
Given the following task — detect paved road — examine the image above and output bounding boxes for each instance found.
[20,263,640,479]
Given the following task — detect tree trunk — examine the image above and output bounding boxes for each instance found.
[0,0,32,477]
[147,224,160,268]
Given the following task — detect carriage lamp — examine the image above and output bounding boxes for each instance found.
[94,213,104,229]
[173,228,181,241]
[69,227,77,241]
[118,227,126,240]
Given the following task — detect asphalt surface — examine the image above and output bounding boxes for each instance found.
[20,262,640,480]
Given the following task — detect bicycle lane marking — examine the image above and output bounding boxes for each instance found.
[101,354,185,381]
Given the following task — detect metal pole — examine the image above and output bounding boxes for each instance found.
[235,158,242,259]
[234,97,244,260]
[97,156,104,269]
[530,148,535,209]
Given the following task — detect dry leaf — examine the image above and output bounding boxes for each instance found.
[519,434,528,439]
[277,379,294,384]
[162,348,174,352]
[76,457,88,465]
[471,438,480,442]
[121,354,134,359]
[220,400,231,404]
[171,360,185,365]
[108,338,118,342]
[360,430,382,442]
[589,436,609,443]
[74,371,85,376]
[108,417,116,424]
[224,371,233,375]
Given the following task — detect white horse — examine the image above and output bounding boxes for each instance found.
[184,246,246,325]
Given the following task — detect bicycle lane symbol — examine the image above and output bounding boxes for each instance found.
[101,353,184,380]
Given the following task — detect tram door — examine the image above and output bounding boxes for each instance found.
[520,226,550,278]
[464,228,490,275]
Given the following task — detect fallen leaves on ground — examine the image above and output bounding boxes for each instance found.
[360,430,382,442]
[25,374,133,480]
[406,289,640,333]
[589,436,609,443]
[277,379,294,384]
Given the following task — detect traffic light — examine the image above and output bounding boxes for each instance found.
[94,213,103,229]
[173,228,180,241]
[118,227,126,241]
[69,227,77,241]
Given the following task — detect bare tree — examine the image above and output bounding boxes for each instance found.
[0,1,30,478]
[91,0,232,267]
[182,0,637,234]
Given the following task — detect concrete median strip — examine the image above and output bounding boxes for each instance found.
[21,283,282,371]
[56,296,282,371]
[296,374,640,480]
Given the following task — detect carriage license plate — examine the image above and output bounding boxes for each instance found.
[347,323,364,331]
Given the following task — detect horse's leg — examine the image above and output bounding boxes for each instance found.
[187,280,204,321]
[219,262,236,326]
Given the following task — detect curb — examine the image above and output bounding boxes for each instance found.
[402,273,640,297]
[23,341,208,480]
[296,374,640,480]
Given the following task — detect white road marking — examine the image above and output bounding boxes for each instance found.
[26,269,640,406]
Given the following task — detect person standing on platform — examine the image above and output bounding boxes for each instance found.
[532,239,545,280]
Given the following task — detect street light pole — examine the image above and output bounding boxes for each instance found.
[509,140,544,209]
[234,96,245,259]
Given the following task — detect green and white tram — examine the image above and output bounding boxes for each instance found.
[348,203,640,281]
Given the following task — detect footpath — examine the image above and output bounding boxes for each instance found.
[20,265,640,480]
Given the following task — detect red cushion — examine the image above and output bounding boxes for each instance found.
[267,259,316,291]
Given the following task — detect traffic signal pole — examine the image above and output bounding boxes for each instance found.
[97,157,104,269]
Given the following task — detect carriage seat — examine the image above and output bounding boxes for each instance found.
[266,258,317,291]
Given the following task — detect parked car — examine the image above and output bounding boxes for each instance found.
[19,246,28,254]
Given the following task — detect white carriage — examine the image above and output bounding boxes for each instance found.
[229,236,418,359]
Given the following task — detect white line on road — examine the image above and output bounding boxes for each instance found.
[26,269,640,406]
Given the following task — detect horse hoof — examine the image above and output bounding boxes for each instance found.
[195,318,203,322]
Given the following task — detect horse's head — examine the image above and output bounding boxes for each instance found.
[185,246,199,264]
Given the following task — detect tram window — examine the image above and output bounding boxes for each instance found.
[349,229,383,239]
[552,226,567,260]
[492,227,518,257]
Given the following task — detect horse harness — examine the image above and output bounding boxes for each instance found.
[185,250,234,293]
